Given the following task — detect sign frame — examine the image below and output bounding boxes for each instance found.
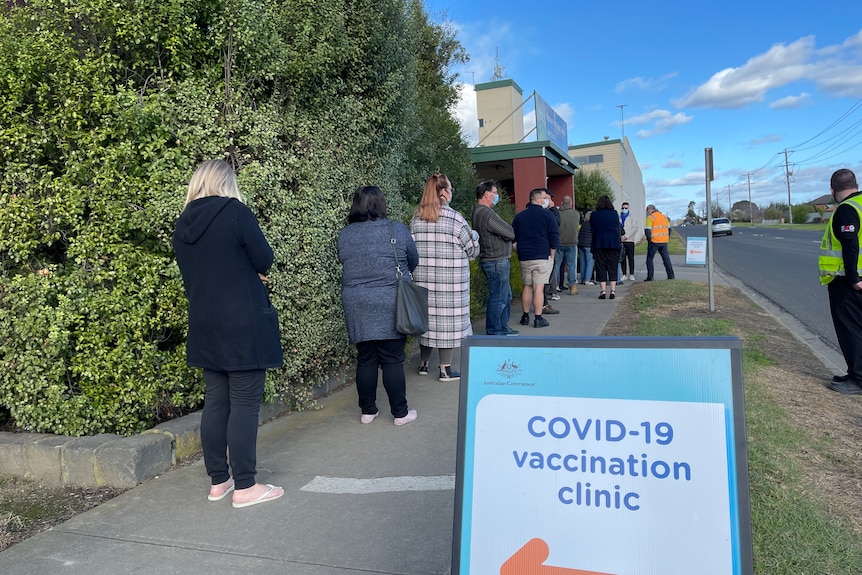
[452,336,753,575]
[685,236,708,266]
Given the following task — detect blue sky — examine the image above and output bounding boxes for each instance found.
[423,0,862,221]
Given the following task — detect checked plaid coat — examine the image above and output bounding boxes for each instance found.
[410,205,480,348]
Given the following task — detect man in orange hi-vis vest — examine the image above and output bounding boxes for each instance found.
[644,204,675,281]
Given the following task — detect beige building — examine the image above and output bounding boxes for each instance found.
[568,138,646,243]
[471,78,647,227]
[476,79,526,147]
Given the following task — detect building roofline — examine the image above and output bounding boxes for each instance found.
[475,79,523,94]
[568,139,623,151]
[469,140,577,173]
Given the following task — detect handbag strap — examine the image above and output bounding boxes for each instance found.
[388,221,404,280]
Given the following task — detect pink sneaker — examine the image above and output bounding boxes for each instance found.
[394,409,417,426]
[360,412,379,424]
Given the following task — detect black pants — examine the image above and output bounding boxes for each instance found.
[356,337,409,418]
[621,241,636,275]
[201,369,266,490]
[829,280,862,380]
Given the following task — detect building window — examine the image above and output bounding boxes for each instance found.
[571,154,604,165]
[478,119,484,128]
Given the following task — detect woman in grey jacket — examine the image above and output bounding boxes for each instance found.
[338,186,419,426]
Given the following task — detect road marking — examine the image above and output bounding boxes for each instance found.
[300,475,455,494]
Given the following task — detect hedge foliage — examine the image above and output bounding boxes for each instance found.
[0,0,475,435]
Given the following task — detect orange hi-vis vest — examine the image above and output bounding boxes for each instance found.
[646,210,670,243]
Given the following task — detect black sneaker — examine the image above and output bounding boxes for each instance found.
[505,326,520,336]
[519,313,530,325]
[418,362,429,376]
[833,373,851,383]
[829,379,862,395]
[439,366,460,382]
[534,316,550,328]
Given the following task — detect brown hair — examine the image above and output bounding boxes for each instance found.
[415,173,450,222]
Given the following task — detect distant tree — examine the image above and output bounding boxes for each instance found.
[573,169,613,213]
[710,202,725,218]
[686,201,698,224]
[764,202,789,221]
[731,200,759,222]
[791,203,814,224]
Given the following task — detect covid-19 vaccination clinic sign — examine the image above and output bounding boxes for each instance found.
[452,337,752,575]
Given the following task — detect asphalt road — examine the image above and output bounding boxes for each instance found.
[675,224,838,351]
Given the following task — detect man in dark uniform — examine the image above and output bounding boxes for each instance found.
[819,169,862,394]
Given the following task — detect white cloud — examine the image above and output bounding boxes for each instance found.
[769,92,810,109]
[663,159,683,168]
[628,109,693,138]
[615,72,678,93]
[673,30,862,109]
[648,171,709,188]
[523,110,536,141]
[453,83,479,145]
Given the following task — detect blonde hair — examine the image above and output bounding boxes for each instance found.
[414,173,449,222]
[184,159,243,208]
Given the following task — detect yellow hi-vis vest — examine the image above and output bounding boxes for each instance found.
[646,210,670,243]
[819,194,862,285]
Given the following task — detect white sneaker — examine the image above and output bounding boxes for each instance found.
[394,410,417,426]
[629,275,636,281]
[586,281,596,286]
[550,293,560,300]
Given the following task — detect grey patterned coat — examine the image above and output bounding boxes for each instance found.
[410,205,480,348]
[338,219,419,345]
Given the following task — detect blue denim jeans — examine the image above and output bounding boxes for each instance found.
[577,246,594,283]
[554,245,578,287]
[646,242,675,279]
[480,258,512,335]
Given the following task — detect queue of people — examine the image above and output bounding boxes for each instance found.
[175,160,678,508]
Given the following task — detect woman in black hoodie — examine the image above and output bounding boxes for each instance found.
[173,159,284,508]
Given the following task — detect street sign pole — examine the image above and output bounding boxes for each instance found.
[705,148,715,312]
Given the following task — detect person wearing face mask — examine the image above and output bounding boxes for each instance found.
[472,180,519,336]
[819,169,862,394]
[511,187,560,328]
[619,202,639,281]
[411,173,480,381]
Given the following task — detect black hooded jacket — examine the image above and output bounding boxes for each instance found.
[172,196,283,371]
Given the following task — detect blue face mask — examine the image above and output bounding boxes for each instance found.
[621,208,629,215]
[492,194,500,206]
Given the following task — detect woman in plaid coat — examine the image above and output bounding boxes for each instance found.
[411,173,480,382]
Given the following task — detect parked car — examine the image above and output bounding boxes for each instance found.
[712,217,732,236]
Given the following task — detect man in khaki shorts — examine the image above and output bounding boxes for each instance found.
[512,188,560,328]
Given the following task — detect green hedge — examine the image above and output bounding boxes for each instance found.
[0,0,474,435]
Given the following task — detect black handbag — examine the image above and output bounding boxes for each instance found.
[389,222,428,336]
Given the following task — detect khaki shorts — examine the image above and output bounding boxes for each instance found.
[520,258,553,286]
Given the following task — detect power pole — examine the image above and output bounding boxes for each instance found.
[747,172,753,223]
[726,185,732,215]
[784,149,793,224]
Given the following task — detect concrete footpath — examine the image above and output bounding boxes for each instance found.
[0,256,842,574]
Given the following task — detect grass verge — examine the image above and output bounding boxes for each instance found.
[619,279,862,573]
